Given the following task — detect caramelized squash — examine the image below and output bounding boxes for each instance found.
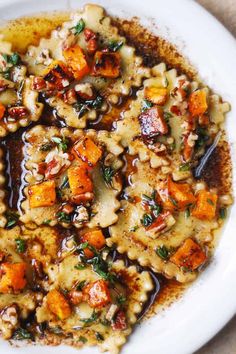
[63,45,90,80]
[92,51,121,78]
[0,102,6,120]
[44,60,72,90]
[144,87,168,106]
[72,137,102,166]
[167,176,196,210]
[170,238,207,270]
[192,190,218,220]
[68,164,93,197]
[29,180,56,208]
[83,279,111,308]
[189,89,208,116]
[0,262,27,294]
[46,289,71,320]
[81,229,106,258]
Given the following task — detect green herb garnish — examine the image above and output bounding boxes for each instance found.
[13,328,33,341]
[141,99,153,112]
[3,52,21,66]
[51,136,69,152]
[42,219,52,225]
[76,280,86,291]
[40,142,53,151]
[185,208,190,218]
[60,176,69,189]
[141,213,153,227]
[142,190,161,218]
[15,238,26,253]
[108,40,123,52]
[219,207,227,219]
[81,311,98,325]
[102,165,115,186]
[169,196,178,207]
[71,18,85,35]
[78,336,87,343]
[179,163,191,172]
[5,211,19,229]
[163,111,173,122]
[130,225,139,232]
[95,332,104,341]
[156,245,169,260]
[75,263,86,270]
[56,211,71,223]
[207,198,214,206]
[74,95,103,118]
[117,294,127,304]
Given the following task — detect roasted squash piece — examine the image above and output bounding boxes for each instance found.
[189,89,208,116]
[72,137,102,166]
[63,45,90,80]
[83,279,111,308]
[157,182,175,211]
[168,176,196,210]
[81,229,106,258]
[170,238,207,270]
[139,106,168,139]
[29,180,56,208]
[0,102,6,120]
[0,262,27,294]
[192,190,218,220]
[144,87,168,106]
[68,164,93,197]
[46,289,71,320]
[44,60,73,90]
[92,51,121,78]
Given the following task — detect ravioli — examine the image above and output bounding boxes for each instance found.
[0,4,233,354]
[21,125,123,228]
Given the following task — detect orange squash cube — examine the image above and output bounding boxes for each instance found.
[63,45,90,80]
[0,262,27,294]
[46,289,71,320]
[167,177,196,210]
[189,89,208,116]
[83,279,111,308]
[72,137,102,166]
[81,229,106,258]
[144,87,168,106]
[92,51,121,78]
[28,180,56,208]
[44,60,72,90]
[0,102,6,120]
[170,238,207,270]
[192,190,218,220]
[68,164,93,197]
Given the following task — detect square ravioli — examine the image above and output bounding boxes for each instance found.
[0,39,43,137]
[20,125,124,228]
[23,4,150,128]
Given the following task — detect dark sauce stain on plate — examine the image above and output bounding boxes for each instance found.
[0,11,232,321]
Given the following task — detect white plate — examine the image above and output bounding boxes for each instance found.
[0,0,236,353]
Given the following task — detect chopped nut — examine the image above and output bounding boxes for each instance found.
[106,304,118,321]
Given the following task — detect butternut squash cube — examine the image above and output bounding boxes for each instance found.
[29,180,56,208]
[167,176,196,210]
[63,45,90,80]
[68,164,93,197]
[144,87,168,106]
[92,51,121,78]
[0,262,27,294]
[46,289,71,320]
[81,229,106,258]
[189,89,208,116]
[192,190,218,220]
[170,238,207,270]
[72,137,102,166]
[83,279,111,308]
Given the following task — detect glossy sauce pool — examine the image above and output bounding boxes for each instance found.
[0,11,231,321]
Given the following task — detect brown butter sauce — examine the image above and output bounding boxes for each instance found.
[0,11,229,322]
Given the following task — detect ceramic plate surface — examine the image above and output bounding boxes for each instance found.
[0,0,236,353]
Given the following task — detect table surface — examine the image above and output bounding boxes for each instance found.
[195,1,236,353]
